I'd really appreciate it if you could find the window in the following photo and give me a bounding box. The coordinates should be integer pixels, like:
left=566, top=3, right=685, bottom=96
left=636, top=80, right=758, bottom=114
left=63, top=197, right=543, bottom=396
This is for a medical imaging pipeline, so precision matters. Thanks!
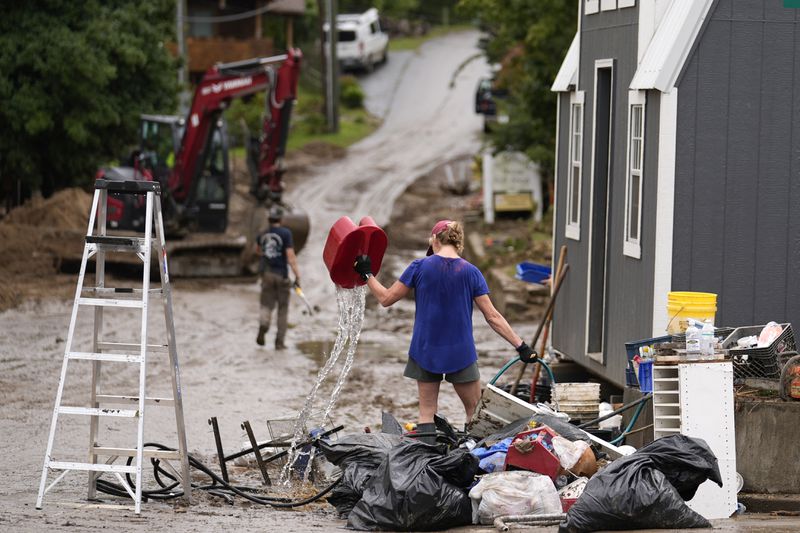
left=619, top=0, right=636, bottom=8
left=624, top=91, right=646, bottom=258
left=566, top=91, right=584, bottom=240
left=585, top=0, right=599, bottom=14
left=601, top=0, right=617, bottom=10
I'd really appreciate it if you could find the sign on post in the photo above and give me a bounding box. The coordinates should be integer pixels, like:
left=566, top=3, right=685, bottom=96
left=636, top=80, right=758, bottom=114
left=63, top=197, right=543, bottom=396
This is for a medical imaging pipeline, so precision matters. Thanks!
left=490, top=151, right=542, bottom=221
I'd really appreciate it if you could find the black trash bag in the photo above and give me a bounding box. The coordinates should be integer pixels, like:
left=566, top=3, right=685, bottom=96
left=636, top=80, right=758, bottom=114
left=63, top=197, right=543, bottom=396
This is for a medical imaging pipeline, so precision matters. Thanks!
left=317, top=433, right=404, bottom=468
left=317, top=433, right=405, bottom=517
left=559, top=435, right=722, bottom=533
left=347, top=440, right=480, bottom=531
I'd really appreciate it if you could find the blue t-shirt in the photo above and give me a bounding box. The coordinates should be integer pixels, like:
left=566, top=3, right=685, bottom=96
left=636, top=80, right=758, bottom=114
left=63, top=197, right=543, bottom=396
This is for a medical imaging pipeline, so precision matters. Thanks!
left=399, top=255, right=490, bottom=374
left=257, top=226, right=294, bottom=277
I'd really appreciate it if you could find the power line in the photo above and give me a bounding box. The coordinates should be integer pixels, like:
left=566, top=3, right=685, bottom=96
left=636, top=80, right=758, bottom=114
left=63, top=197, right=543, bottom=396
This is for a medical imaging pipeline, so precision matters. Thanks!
left=182, top=3, right=276, bottom=24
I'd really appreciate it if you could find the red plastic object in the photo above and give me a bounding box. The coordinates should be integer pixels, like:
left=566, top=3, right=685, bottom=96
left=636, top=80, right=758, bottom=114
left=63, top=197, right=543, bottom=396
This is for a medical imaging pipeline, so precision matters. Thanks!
left=503, top=427, right=562, bottom=481
left=323, top=216, right=388, bottom=288
left=561, top=497, right=578, bottom=513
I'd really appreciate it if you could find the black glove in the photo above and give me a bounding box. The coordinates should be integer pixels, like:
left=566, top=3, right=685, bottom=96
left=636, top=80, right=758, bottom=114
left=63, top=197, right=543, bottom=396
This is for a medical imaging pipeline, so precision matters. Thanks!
left=293, top=279, right=301, bottom=289
left=354, top=254, right=373, bottom=281
left=516, top=342, right=537, bottom=364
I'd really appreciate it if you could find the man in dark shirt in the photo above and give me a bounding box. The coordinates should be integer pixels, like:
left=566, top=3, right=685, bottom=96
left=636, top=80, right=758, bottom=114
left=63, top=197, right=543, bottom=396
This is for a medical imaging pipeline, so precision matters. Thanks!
left=255, top=206, right=301, bottom=349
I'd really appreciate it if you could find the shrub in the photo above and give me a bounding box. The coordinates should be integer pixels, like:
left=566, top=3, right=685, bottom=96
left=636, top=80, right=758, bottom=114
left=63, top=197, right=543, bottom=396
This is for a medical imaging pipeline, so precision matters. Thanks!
left=340, top=76, right=365, bottom=109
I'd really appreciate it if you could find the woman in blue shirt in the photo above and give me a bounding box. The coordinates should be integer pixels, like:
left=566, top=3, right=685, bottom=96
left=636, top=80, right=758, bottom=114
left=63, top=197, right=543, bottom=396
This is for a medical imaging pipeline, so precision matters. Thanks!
left=354, top=220, right=534, bottom=439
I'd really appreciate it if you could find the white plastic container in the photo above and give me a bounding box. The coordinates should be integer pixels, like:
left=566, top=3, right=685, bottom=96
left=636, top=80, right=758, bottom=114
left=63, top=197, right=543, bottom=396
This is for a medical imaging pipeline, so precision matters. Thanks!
left=701, top=319, right=715, bottom=359
left=686, top=323, right=701, bottom=360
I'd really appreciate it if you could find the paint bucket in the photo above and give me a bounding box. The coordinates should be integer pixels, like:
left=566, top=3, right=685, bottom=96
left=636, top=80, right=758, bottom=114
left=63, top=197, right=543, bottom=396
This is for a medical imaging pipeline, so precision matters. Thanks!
left=323, top=216, right=388, bottom=288
left=666, top=291, right=717, bottom=334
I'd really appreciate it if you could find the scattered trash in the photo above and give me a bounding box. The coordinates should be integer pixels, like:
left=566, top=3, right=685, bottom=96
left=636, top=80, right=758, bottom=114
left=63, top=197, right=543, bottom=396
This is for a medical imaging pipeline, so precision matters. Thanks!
left=559, top=435, right=722, bottom=532
left=470, top=437, right=512, bottom=473
left=504, top=427, right=562, bottom=480
left=468, top=471, right=561, bottom=525
left=552, top=436, right=596, bottom=478
left=558, top=477, right=588, bottom=513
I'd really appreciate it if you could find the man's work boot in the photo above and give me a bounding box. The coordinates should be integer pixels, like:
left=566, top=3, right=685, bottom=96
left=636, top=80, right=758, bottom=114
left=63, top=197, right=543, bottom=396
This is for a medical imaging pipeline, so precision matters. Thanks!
left=256, top=326, right=268, bottom=346
left=415, top=422, right=438, bottom=445
left=275, top=339, right=286, bottom=350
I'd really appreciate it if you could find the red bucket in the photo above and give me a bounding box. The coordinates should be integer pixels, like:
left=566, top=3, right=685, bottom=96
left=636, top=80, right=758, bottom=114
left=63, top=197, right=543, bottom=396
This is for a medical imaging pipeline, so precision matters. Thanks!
left=323, top=216, right=388, bottom=288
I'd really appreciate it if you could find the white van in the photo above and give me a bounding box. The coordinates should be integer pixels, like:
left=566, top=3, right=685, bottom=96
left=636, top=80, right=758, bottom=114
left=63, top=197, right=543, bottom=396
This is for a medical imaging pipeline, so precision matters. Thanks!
left=329, top=8, right=389, bottom=72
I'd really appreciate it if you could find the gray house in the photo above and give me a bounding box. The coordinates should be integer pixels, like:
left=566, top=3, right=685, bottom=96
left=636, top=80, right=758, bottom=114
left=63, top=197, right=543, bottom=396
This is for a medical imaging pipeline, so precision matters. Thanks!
left=550, top=0, right=800, bottom=387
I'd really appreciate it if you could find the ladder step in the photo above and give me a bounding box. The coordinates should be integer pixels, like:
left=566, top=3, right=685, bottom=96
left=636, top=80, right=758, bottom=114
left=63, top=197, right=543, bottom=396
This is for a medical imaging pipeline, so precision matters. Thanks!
left=58, top=406, right=139, bottom=418
left=48, top=461, right=137, bottom=474
left=92, top=447, right=180, bottom=460
left=77, top=297, right=144, bottom=309
left=69, top=352, right=142, bottom=363
left=96, top=342, right=169, bottom=353
left=84, top=288, right=163, bottom=296
left=96, top=395, right=174, bottom=407
left=86, top=236, right=148, bottom=252
left=95, top=178, right=161, bottom=194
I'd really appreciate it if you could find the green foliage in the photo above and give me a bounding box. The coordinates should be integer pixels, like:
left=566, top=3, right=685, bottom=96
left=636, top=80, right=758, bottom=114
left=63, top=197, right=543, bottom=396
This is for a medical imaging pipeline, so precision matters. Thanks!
left=339, top=75, right=364, bottom=109
left=458, top=0, right=576, bottom=181
left=0, top=0, right=178, bottom=195
left=340, top=0, right=420, bottom=18
left=226, top=93, right=266, bottom=138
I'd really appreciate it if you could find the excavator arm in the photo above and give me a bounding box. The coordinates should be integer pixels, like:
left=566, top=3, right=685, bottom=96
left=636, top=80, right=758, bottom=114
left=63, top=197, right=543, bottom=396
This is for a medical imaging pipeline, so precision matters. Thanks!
left=170, top=49, right=302, bottom=205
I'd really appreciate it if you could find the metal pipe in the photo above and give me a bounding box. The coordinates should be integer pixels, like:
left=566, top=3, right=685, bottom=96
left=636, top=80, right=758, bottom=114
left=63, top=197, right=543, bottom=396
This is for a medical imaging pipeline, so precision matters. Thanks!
left=576, top=393, right=653, bottom=429
left=494, top=513, right=567, bottom=531
left=216, top=54, right=289, bottom=71
left=242, top=421, right=271, bottom=486
left=208, top=417, right=229, bottom=482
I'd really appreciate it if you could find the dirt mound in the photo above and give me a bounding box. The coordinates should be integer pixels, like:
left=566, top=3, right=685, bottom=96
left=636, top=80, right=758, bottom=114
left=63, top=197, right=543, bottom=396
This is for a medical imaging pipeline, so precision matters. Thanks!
left=0, top=188, right=92, bottom=311
left=2, top=188, right=93, bottom=230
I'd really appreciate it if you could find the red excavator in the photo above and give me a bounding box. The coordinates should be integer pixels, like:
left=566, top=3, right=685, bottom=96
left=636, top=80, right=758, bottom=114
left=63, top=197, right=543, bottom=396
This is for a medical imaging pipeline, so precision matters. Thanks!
left=96, top=49, right=309, bottom=276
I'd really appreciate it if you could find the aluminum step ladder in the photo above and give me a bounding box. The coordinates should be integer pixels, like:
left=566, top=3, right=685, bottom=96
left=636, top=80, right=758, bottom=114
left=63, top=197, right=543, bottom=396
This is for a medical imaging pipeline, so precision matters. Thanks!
left=36, top=179, right=192, bottom=513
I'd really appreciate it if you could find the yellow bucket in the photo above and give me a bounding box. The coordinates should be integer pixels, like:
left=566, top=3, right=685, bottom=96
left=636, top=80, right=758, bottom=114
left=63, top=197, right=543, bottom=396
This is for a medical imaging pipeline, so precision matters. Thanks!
left=666, top=292, right=717, bottom=334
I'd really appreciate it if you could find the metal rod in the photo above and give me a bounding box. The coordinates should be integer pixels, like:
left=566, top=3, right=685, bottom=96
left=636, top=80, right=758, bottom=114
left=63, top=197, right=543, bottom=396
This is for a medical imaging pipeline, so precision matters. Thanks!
left=260, top=425, right=345, bottom=465
left=216, top=54, right=288, bottom=72
left=242, top=421, right=271, bottom=486
left=208, top=417, right=229, bottom=482
left=223, top=424, right=344, bottom=463
left=577, top=393, right=653, bottom=429
left=494, top=513, right=566, bottom=532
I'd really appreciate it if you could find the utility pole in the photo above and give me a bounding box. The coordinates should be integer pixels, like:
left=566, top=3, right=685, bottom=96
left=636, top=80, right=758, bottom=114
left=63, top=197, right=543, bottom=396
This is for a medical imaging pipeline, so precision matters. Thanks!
left=176, top=0, right=190, bottom=114
left=324, top=0, right=339, bottom=133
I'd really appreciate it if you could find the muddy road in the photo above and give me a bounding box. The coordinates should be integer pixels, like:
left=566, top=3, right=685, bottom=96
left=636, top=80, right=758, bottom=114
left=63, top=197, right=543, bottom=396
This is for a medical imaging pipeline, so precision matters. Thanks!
left=0, top=30, right=517, bottom=532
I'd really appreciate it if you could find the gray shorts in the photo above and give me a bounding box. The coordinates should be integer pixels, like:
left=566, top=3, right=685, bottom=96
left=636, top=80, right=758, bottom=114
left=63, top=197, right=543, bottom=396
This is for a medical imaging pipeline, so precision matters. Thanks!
left=404, top=357, right=480, bottom=384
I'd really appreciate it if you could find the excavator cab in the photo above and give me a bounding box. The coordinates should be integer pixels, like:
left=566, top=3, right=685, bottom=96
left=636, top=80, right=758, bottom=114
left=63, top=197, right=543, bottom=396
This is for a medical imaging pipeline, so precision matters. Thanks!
left=138, top=114, right=230, bottom=233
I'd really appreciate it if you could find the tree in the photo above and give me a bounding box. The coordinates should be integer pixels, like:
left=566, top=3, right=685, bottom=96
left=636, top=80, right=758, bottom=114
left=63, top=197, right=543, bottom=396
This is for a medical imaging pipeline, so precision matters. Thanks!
left=0, top=0, right=178, bottom=199
left=458, top=0, right=576, bottom=182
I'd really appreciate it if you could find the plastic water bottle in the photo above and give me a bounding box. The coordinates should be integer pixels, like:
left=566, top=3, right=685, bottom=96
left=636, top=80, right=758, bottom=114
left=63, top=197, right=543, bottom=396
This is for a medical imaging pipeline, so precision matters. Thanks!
left=701, top=319, right=715, bottom=359
left=685, top=322, right=701, bottom=360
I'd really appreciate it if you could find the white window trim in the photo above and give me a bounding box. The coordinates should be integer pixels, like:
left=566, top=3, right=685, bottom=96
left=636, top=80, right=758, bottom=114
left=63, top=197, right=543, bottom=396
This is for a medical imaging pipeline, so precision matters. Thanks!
left=601, top=0, right=617, bottom=11
left=619, top=0, right=636, bottom=8
left=585, top=0, right=599, bottom=15
left=624, top=90, right=646, bottom=259
left=566, top=91, right=585, bottom=241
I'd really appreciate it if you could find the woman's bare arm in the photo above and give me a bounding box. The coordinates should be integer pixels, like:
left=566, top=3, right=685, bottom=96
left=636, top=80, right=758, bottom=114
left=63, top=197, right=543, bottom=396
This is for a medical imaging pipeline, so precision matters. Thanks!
left=366, top=278, right=411, bottom=307
left=475, top=294, right=523, bottom=347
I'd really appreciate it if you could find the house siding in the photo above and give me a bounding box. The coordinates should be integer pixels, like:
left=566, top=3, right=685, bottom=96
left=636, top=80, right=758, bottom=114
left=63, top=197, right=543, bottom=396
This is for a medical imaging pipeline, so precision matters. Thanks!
left=553, top=4, right=659, bottom=387
left=673, top=0, right=800, bottom=329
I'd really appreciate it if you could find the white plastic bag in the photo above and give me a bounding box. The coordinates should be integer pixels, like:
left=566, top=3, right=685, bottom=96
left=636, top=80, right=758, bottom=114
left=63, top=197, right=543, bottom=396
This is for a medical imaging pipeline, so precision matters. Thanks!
left=758, top=321, right=783, bottom=347
left=552, top=435, right=591, bottom=470
left=468, top=471, right=561, bottom=525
